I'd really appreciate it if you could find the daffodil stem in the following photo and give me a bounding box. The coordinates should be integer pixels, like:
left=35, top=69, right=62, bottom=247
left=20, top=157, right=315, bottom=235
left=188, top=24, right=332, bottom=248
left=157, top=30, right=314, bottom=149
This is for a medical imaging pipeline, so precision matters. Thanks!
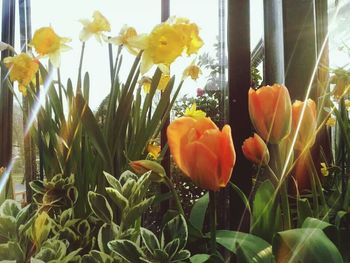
left=77, top=41, right=86, bottom=93
left=209, top=190, right=217, bottom=254
left=164, top=176, right=185, bottom=216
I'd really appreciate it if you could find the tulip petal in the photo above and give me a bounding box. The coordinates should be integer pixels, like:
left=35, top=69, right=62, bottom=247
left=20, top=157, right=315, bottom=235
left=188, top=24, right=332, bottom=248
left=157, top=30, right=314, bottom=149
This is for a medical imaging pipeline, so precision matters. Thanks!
left=184, top=141, right=220, bottom=191
left=219, top=125, right=235, bottom=186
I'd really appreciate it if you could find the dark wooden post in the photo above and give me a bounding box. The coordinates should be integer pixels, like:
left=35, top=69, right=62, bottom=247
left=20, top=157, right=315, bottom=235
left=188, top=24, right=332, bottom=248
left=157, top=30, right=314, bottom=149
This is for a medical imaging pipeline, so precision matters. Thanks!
left=228, top=0, right=252, bottom=231
left=19, top=0, right=36, bottom=201
left=263, top=0, right=285, bottom=84
left=0, top=0, right=16, bottom=169
left=283, top=0, right=317, bottom=100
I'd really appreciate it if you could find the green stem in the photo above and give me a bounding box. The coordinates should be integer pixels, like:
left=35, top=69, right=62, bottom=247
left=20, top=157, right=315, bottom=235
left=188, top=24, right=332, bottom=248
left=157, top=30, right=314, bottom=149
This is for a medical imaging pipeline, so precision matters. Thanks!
left=209, top=190, right=217, bottom=254
left=164, top=176, right=185, bottom=216
left=76, top=41, right=86, bottom=93
left=280, top=182, right=291, bottom=229
left=266, top=165, right=279, bottom=187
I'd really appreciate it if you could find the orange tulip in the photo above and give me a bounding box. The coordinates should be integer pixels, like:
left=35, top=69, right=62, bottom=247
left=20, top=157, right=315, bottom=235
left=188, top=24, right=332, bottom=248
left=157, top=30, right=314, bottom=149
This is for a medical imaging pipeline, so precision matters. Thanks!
left=291, top=99, right=317, bottom=151
left=167, top=117, right=235, bottom=191
left=248, top=84, right=292, bottom=143
left=242, top=133, right=270, bottom=166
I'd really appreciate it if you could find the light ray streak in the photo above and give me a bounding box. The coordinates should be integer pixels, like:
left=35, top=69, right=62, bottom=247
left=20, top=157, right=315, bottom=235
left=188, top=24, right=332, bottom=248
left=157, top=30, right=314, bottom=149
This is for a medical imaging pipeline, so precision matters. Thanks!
left=24, top=67, right=54, bottom=135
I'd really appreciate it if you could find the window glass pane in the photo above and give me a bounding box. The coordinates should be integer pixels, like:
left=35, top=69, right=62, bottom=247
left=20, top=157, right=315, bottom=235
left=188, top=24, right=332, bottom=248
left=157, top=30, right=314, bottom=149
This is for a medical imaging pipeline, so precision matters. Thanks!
left=31, top=0, right=161, bottom=110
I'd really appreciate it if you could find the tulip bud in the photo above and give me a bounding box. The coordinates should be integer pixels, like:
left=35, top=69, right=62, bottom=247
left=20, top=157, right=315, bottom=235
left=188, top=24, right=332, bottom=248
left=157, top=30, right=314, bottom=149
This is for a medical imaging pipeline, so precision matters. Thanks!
left=248, top=84, right=292, bottom=143
left=291, top=99, right=317, bottom=151
left=242, top=133, right=270, bottom=166
left=129, top=160, right=166, bottom=182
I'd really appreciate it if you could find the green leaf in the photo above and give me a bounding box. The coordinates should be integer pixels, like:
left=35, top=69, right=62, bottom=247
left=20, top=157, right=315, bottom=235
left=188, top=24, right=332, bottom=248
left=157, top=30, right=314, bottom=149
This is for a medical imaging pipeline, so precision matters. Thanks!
left=141, top=227, right=160, bottom=255
left=190, top=254, right=211, bottom=263
left=297, top=198, right=313, bottom=226
left=302, top=217, right=338, bottom=246
left=171, top=250, right=191, bottom=262
left=75, top=94, right=113, bottom=171
left=104, top=171, right=122, bottom=192
left=251, top=180, right=280, bottom=242
left=0, top=199, right=21, bottom=217
left=88, top=191, right=113, bottom=223
left=161, top=215, right=188, bottom=251
left=106, top=187, right=129, bottom=210
left=165, top=238, right=180, bottom=259
left=108, top=239, right=145, bottom=263
left=98, top=223, right=118, bottom=253
left=273, top=228, right=343, bottom=263
left=230, top=182, right=251, bottom=215
left=0, top=241, right=24, bottom=262
left=189, top=193, right=209, bottom=232
left=216, top=230, right=272, bottom=263
left=123, top=196, right=155, bottom=228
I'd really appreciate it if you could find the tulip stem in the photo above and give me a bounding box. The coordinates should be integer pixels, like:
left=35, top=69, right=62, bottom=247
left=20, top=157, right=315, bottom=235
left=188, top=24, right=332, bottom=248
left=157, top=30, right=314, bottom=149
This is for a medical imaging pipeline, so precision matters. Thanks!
left=266, top=165, right=279, bottom=187
left=164, top=176, right=185, bottom=216
left=209, top=190, right=217, bottom=254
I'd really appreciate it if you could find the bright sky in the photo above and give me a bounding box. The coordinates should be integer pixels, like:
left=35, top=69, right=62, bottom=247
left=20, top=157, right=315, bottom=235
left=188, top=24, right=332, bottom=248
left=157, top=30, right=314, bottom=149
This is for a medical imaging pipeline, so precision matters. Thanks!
left=1, top=0, right=347, bottom=110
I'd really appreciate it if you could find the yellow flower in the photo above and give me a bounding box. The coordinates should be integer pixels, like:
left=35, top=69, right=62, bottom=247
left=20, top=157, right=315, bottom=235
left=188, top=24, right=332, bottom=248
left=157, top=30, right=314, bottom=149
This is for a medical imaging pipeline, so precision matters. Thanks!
left=109, top=25, right=140, bottom=55
left=79, top=11, right=111, bottom=42
left=320, top=162, right=329, bottom=177
left=326, top=116, right=336, bottom=127
left=157, top=73, right=170, bottom=92
left=147, top=142, right=161, bottom=159
left=31, top=27, right=71, bottom=67
left=183, top=61, right=201, bottom=80
left=184, top=103, right=206, bottom=119
left=172, top=17, right=204, bottom=55
left=138, top=76, right=152, bottom=93
left=345, top=99, right=350, bottom=110
left=4, top=53, right=39, bottom=96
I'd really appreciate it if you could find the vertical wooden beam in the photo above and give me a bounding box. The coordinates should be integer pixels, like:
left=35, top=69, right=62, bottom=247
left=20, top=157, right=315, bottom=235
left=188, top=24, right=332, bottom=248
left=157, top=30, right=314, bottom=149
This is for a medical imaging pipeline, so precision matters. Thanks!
left=19, top=0, right=36, bottom=201
left=0, top=0, right=16, bottom=168
left=228, top=0, right=252, bottom=231
left=283, top=0, right=317, bottom=100
left=263, top=0, right=285, bottom=84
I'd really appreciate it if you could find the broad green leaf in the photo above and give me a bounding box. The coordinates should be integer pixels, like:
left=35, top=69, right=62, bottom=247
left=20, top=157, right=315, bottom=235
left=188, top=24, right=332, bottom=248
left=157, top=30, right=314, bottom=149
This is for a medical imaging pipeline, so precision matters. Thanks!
left=0, top=241, right=24, bottom=262
left=0, top=199, right=21, bottom=217
left=302, top=217, right=338, bottom=245
left=190, top=254, right=211, bottom=263
left=106, top=187, right=128, bottom=210
left=108, top=239, right=145, bottom=263
left=141, top=227, right=160, bottom=255
left=98, top=223, right=118, bottom=253
left=88, top=191, right=113, bottom=223
left=104, top=171, right=122, bottom=192
left=123, top=196, right=155, bottom=228
left=164, top=238, right=180, bottom=259
left=189, top=193, right=209, bottom=232
left=273, top=228, right=343, bottom=263
left=216, top=230, right=272, bottom=263
left=251, top=180, right=280, bottom=242
left=161, top=215, right=188, bottom=251
left=31, top=212, right=51, bottom=248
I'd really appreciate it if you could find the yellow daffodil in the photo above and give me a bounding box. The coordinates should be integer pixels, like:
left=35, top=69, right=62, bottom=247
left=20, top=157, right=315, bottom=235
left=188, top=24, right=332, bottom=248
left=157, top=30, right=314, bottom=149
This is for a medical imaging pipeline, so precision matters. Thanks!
left=129, top=18, right=203, bottom=74
left=183, top=61, right=201, bottom=80
left=320, top=162, right=329, bottom=177
left=184, top=103, right=206, bottom=119
left=172, top=17, right=204, bottom=55
left=79, top=11, right=111, bottom=42
left=147, top=142, right=161, bottom=159
left=30, top=27, right=71, bottom=67
left=326, top=116, right=336, bottom=127
left=138, top=76, right=152, bottom=93
left=157, top=73, right=170, bottom=92
left=109, top=25, right=140, bottom=55
left=345, top=99, right=350, bottom=110
left=4, top=53, right=39, bottom=96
